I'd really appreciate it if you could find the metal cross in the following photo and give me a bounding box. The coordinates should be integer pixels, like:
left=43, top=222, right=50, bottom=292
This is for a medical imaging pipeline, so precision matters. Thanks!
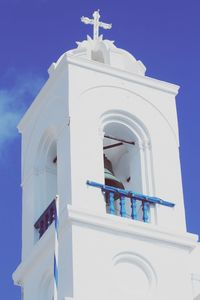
left=81, top=10, right=112, bottom=40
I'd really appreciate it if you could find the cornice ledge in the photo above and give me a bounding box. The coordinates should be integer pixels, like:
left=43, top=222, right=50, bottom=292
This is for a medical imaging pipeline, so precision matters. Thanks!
left=68, top=205, right=198, bottom=251
left=13, top=205, right=198, bottom=286
left=65, top=55, right=180, bottom=96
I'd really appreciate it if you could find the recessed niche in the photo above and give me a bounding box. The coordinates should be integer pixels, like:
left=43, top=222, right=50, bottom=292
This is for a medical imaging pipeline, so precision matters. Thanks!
left=111, top=252, right=157, bottom=300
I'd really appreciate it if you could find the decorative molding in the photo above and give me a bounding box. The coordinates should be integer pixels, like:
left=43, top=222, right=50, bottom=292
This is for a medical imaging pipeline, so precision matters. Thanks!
left=146, top=140, right=152, bottom=150
left=138, top=140, right=152, bottom=151
left=67, top=205, right=198, bottom=251
left=138, top=141, right=145, bottom=151
left=98, top=128, right=105, bottom=141
left=138, top=141, right=151, bottom=151
left=112, top=251, right=157, bottom=299
left=66, top=55, right=180, bottom=95
left=100, top=109, right=154, bottom=198
left=81, top=85, right=179, bottom=146
left=13, top=203, right=199, bottom=293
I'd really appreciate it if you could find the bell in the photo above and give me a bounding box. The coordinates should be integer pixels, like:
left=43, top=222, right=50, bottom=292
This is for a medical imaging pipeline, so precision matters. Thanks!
left=104, top=155, right=124, bottom=190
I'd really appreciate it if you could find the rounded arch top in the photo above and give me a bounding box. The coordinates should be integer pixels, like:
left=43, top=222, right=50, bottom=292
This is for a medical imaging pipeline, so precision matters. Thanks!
left=100, top=109, right=151, bottom=149
left=100, top=109, right=154, bottom=195
left=35, top=127, right=58, bottom=172
left=80, top=85, right=179, bottom=146
left=111, top=251, right=157, bottom=300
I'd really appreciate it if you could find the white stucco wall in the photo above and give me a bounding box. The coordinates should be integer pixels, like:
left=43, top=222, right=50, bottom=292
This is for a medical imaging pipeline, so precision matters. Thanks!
left=13, top=39, right=200, bottom=300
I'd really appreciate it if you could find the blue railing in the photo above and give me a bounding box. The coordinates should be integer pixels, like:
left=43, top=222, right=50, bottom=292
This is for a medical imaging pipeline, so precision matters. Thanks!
left=87, top=180, right=175, bottom=223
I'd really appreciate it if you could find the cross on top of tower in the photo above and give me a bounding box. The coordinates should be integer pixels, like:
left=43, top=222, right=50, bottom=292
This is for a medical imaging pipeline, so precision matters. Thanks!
left=81, top=10, right=112, bottom=40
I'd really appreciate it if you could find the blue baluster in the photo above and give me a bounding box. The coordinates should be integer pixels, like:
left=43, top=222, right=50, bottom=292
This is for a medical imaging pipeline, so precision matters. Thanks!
left=142, top=201, right=149, bottom=223
left=131, top=198, right=137, bottom=220
left=120, top=196, right=126, bottom=217
left=109, top=192, right=115, bottom=215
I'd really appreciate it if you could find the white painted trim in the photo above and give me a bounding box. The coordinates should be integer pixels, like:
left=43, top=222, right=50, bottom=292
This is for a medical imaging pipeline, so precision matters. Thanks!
left=67, top=205, right=197, bottom=250
left=100, top=110, right=154, bottom=198
left=66, top=55, right=180, bottom=95
left=17, top=52, right=179, bottom=133
left=13, top=204, right=198, bottom=286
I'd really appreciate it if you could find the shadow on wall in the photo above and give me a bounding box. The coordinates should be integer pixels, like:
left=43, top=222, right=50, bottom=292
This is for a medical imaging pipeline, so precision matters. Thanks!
left=195, top=295, right=200, bottom=300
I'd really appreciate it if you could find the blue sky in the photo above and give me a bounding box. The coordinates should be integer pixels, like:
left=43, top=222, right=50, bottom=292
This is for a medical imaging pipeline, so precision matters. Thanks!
left=0, top=0, right=200, bottom=298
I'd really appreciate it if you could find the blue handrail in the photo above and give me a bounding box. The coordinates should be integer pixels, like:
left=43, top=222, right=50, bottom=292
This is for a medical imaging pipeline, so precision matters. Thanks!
left=86, top=180, right=175, bottom=223
left=87, top=180, right=175, bottom=207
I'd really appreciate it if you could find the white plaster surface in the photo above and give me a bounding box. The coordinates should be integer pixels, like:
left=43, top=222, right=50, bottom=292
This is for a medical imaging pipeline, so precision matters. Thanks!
left=13, top=37, right=200, bottom=299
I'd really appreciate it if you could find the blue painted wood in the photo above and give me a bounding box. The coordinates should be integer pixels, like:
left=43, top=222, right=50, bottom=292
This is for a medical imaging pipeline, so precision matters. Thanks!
left=142, top=202, right=149, bottom=223
left=120, top=196, right=126, bottom=217
left=131, top=198, right=137, bottom=220
left=86, top=180, right=175, bottom=207
left=109, top=192, right=115, bottom=215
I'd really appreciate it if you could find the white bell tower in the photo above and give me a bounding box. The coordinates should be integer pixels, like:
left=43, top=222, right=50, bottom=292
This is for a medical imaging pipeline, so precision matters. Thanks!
left=13, top=10, right=200, bottom=300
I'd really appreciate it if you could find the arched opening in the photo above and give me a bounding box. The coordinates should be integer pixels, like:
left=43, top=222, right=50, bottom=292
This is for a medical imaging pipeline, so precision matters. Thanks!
left=103, top=122, right=142, bottom=193
left=45, top=140, right=57, bottom=206
left=34, top=129, right=58, bottom=236
left=101, top=111, right=154, bottom=222
left=103, top=122, right=144, bottom=219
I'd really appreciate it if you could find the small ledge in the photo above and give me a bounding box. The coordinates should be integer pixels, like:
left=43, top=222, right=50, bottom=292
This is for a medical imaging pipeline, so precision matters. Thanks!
left=67, top=204, right=198, bottom=251
left=13, top=205, right=198, bottom=286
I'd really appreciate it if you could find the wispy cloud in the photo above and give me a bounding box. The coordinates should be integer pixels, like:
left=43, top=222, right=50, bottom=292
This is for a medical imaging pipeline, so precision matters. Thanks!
left=0, top=69, right=45, bottom=151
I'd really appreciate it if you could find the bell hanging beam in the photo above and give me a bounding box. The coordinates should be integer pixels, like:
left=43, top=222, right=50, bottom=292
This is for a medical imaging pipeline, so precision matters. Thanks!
left=104, top=135, right=135, bottom=145
left=103, top=142, right=123, bottom=150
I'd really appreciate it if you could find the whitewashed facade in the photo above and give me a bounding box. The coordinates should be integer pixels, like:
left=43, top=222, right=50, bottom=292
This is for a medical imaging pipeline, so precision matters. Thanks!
left=13, top=12, right=200, bottom=300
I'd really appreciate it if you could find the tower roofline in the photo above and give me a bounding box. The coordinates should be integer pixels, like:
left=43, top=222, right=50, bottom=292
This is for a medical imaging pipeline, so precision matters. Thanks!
left=18, top=53, right=180, bottom=133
